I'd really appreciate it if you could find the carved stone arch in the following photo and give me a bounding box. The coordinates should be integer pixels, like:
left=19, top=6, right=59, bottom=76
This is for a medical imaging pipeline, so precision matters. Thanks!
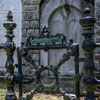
left=48, top=5, right=82, bottom=37
left=40, top=0, right=66, bottom=29
left=40, top=0, right=82, bottom=29
left=40, top=0, right=83, bottom=75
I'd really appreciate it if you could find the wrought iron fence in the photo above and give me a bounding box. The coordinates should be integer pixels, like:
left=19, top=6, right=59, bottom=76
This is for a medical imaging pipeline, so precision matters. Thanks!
left=0, top=0, right=100, bottom=100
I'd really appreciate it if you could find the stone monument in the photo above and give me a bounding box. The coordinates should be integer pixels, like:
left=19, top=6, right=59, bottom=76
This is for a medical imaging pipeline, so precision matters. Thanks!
left=40, top=0, right=83, bottom=75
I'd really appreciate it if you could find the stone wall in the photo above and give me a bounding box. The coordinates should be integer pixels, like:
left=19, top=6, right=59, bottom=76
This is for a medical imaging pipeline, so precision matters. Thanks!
left=21, top=0, right=40, bottom=77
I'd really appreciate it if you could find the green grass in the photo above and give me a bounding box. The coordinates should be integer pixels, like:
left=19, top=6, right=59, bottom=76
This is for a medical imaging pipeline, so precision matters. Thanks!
left=0, top=82, right=7, bottom=100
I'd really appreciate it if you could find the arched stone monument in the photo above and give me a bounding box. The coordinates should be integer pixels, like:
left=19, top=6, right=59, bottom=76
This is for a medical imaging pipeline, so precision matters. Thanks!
left=0, top=0, right=22, bottom=71
left=40, top=0, right=83, bottom=75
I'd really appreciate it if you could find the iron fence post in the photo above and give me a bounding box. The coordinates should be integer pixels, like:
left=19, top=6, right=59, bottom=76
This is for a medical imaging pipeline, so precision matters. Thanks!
left=17, top=47, right=23, bottom=100
left=74, top=44, right=80, bottom=100
left=3, top=11, right=17, bottom=100
left=80, top=0, right=97, bottom=100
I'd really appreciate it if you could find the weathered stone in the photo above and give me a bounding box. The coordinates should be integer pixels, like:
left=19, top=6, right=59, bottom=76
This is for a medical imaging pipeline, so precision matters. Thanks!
left=27, top=12, right=34, bottom=20
left=23, top=0, right=31, bottom=5
left=26, top=12, right=39, bottom=20
left=32, top=54, right=39, bottom=61
left=30, top=21, right=39, bottom=28
left=22, top=60, right=31, bottom=67
left=35, top=61, right=39, bottom=65
left=22, top=21, right=30, bottom=28
left=23, top=5, right=39, bottom=12
left=34, top=29, right=39, bottom=35
left=31, top=0, right=40, bottom=4
left=95, top=0, right=100, bottom=33
left=22, top=12, right=27, bottom=20
left=22, top=29, right=27, bottom=36
left=33, top=12, right=39, bottom=20
left=96, top=36, right=100, bottom=43
left=27, top=29, right=34, bottom=35
left=21, top=0, right=40, bottom=78
left=22, top=36, right=28, bottom=42
left=22, top=69, right=28, bottom=76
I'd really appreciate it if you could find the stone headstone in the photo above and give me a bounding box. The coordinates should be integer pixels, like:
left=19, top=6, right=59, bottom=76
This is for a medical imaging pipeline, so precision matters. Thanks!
left=40, top=0, right=83, bottom=76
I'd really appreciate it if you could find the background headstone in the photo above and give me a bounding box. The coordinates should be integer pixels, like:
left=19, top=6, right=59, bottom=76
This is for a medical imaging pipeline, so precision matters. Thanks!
left=40, top=0, right=83, bottom=75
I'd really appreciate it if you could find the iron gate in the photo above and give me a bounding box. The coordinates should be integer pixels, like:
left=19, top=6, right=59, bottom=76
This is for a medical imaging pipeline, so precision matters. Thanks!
left=17, top=26, right=80, bottom=100
left=0, top=0, right=100, bottom=100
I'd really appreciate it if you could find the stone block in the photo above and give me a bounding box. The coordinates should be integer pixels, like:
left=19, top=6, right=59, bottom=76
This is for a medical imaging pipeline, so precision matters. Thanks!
left=30, top=21, right=39, bottom=28
left=23, top=5, right=39, bottom=12
left=23, top=0, right=31, bottom=5
left=22, top=29, right=27, bottom=36
left=32, top=54, right=39, bottom=61
left=96, top=37, right=100, bottom=43
left=33, top=12, right=39, bottom=20
left=22, top=12, right=27, bottom=20
left=22, top=36, right=28, bottom=42
left=27, top=29, right=34, bottom=35
left=34, top=29, right=39, bottom=35
left=31, top=0, right=40, bottom=4
left=35, top=61, right=39, bottom=66
left=27, top=12, right=39, bottom=20
left=27, top=12, right=34, bottom=20
left=22, top=21, right=30, bottom=28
